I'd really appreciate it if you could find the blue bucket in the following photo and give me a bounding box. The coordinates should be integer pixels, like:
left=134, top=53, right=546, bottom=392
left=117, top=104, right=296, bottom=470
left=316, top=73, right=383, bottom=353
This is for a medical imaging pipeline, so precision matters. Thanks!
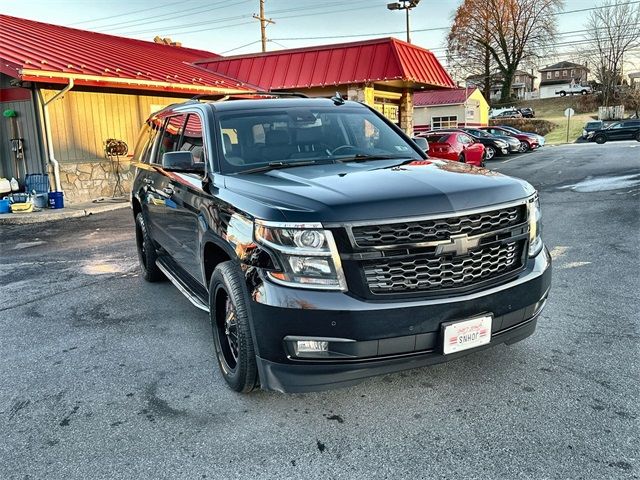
left=48, top=191, right=64, bottom=209
left=0, top=199, right=10, bottom=214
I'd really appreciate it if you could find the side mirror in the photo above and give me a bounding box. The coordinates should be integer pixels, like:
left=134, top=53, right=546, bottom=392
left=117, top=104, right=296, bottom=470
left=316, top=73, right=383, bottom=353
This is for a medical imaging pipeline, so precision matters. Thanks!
left=412, top=137, right=429, bottom=153
left=162, top=151, right=204, bottom=173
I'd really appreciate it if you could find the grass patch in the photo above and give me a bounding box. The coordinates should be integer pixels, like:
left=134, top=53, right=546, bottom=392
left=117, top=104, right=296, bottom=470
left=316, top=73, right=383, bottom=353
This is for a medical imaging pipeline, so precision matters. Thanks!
left=543, top=114, right=595, bottom=144
left=497, top=97, right=600, bottom=144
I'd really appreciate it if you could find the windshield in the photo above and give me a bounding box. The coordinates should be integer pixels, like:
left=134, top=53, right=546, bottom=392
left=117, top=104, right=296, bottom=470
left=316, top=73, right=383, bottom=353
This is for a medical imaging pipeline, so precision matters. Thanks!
left=216, top=106, right=418, bottom=173
left=501, top=126, right=520, bottom=133
left=586, top=122, right=602, bottom=128
left=465, top=128, right=489, bottom=138
left=423, top=133, right=450, bottom=143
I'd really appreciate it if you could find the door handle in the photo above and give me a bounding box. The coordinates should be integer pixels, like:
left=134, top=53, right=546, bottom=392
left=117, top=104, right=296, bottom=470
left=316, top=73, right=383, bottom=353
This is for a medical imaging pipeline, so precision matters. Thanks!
left=143, top=178, right=154, bottom=185
left=162, top=186, right=174, bottom=196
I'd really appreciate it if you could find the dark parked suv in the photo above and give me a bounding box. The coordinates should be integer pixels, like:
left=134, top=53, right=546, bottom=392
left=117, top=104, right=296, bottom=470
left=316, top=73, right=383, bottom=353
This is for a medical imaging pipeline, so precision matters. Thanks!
left=587, top=120, right=640, bottom=143
left=131, top=95, right=551, bottom=393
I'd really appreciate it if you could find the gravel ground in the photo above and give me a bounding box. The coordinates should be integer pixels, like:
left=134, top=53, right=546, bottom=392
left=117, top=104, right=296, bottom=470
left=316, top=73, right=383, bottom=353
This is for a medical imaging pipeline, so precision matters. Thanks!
left=1, top=141, right=638, bottom=479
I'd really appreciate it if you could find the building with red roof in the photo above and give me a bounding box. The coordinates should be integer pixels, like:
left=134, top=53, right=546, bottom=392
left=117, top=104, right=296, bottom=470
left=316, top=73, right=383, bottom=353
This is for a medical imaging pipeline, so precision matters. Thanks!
left=196, top=37, right=455, bottom=134
left=0, top=14, right=455, bottom=203
left=413, top=87, right=489, bottom=132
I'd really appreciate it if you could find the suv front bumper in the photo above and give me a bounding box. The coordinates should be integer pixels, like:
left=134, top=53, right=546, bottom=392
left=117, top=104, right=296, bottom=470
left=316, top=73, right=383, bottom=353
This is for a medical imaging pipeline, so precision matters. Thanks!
left=247, top=246, right=552, bottom=393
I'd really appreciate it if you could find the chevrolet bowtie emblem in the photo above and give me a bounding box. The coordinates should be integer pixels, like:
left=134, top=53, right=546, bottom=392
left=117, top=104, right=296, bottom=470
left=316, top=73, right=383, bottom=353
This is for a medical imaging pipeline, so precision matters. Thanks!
left=434, top=234, right=480, bottom=256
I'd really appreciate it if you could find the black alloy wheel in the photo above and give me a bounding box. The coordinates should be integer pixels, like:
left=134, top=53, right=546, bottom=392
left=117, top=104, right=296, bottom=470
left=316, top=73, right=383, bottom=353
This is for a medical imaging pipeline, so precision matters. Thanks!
left=595, top=134, right=607, bottom=144
left=135, top=212, right=164, bottom=282
left=210, top=261, right=258, bottom=393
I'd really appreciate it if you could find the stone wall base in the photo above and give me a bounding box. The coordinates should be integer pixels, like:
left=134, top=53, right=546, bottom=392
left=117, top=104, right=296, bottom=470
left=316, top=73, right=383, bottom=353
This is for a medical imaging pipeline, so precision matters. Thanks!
left=56, top=160, right=133, bottom=204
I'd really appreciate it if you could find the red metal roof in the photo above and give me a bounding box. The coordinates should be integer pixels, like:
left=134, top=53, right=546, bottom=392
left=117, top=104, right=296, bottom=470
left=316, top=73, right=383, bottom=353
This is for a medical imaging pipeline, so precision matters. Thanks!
left=196, top=38, right=455, bottom=90
left=413, top=88, right=474, bottom=107
left=0, top=14, right=255, bottom=95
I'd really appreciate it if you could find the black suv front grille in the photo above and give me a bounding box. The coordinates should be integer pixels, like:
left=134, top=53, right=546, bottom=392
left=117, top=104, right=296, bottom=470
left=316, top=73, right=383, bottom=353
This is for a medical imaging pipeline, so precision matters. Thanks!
left=344, top=204, right=529, bottom=297
left=363, top=241, right=523, bottom=294
left=351, top=205, right=525, bottom=248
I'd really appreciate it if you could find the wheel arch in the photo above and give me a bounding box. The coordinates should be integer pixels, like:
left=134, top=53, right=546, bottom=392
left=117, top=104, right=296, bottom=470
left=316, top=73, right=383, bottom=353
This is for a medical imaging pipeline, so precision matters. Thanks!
left=202, top=238, right=234, bottom=287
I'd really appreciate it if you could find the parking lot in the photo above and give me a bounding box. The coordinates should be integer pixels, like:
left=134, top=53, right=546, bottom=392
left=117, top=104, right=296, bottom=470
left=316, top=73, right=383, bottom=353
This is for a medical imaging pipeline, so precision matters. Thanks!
left=1, top=141, right=638, bottom=479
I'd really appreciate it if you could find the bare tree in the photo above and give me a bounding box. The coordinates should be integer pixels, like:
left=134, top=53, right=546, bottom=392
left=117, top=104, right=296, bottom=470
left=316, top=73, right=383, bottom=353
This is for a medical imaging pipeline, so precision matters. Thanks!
left=583, top=0, right=640, bottom=106
left=447, top=0, right=563, bottom=102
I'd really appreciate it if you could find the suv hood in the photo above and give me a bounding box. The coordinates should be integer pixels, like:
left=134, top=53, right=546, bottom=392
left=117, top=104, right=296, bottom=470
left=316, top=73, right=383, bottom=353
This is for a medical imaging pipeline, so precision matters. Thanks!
left=224, top=159, right=534, bottom=223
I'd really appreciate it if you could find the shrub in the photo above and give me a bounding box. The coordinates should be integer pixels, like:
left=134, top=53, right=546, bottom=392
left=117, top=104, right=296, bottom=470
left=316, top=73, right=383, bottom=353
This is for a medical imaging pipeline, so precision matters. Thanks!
left=575, top=95, right=600, bottom=114
left=488, top=118, right=557, bottom=135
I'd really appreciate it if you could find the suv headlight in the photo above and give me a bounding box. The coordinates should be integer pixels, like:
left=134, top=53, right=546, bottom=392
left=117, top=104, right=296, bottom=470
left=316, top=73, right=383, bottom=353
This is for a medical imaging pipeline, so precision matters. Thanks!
left=254, top=221, right=347, bottom=290
left=528, top=195, right=543, bottom=257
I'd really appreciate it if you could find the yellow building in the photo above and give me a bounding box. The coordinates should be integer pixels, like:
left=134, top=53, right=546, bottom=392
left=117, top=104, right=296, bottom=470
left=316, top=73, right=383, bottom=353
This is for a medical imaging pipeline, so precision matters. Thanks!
left=413, top=88, right=490, bottom=133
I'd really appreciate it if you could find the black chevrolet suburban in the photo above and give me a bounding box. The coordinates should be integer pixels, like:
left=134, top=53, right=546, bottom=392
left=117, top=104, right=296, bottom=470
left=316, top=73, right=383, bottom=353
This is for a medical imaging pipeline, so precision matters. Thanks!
left=131, top=95, right=551, bottom=393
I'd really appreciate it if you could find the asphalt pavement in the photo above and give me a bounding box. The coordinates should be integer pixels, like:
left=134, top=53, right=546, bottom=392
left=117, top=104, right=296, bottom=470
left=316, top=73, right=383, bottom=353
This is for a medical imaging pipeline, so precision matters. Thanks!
left=1, top=141, right=639, bottom=479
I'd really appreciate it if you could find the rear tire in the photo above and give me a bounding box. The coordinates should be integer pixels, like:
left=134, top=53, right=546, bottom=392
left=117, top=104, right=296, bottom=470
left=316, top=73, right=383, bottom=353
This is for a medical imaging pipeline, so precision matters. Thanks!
left=581, top=90, right=587, bottom=95
left=458, top=153, right=466, bottom=163
left=595, top=134, right=607, bottom=144
left=635, top=131, right=640, bottom=142
left=559, top=91, right=566, bottom=97
left=485, top=146, right=496, bottom=160
left=210, top=261, right=258, bottom=393
left=135, top=212, right=164, bottom=282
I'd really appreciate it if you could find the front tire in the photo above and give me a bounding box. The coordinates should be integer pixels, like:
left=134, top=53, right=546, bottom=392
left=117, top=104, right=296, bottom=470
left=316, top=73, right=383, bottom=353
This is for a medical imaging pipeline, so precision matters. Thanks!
left=635, top=131, right=640, bottom=142
left=485, top=146, right=496, bottom=160
left=594, top=134, right=607, bottom=144
left=519, top=141, right=529, bottom=153
left=458, top=153, right=466, bottom=163
left=209, top=261, right=258, bottom=393
left=135, top=212, right=164, bottom=282
left=559, top=91, right=566, bottom=97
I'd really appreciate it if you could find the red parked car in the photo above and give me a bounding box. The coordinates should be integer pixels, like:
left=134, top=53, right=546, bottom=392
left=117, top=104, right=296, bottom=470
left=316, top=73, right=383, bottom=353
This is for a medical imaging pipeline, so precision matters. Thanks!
left=480, top=126, right=539, bottom=153
left=420, top=130, right=486, bottom=167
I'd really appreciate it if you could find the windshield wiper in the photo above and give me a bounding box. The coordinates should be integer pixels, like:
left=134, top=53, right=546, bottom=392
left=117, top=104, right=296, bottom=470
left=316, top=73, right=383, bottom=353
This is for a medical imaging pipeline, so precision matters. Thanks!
left=336, top=154, right=407, bottom=163
left=237, top=159, right=327, bottom=175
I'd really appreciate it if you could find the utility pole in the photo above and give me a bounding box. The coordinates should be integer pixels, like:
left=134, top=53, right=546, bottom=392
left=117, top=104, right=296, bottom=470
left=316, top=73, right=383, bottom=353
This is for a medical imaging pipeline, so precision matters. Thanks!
left=386, top=0, right=421, bottom=43
left=253, top=0, right=275, bottom=53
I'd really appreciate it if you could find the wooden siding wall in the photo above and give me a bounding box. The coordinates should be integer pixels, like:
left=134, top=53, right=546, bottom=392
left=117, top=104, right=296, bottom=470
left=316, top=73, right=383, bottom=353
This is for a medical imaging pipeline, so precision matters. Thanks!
left=42, top=89, right=187, bottom=163
left=0, top=74, right=44, bottom=179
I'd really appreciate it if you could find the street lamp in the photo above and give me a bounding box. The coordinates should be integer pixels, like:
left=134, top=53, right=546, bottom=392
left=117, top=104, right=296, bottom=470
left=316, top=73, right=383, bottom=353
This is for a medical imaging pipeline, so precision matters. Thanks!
left=387, top=0, right=421, bottom=44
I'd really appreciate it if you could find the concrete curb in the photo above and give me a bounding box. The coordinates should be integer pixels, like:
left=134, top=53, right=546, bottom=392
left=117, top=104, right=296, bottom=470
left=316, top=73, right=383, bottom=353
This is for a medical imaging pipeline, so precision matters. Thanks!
left=0, top=201, right=130, bottom=225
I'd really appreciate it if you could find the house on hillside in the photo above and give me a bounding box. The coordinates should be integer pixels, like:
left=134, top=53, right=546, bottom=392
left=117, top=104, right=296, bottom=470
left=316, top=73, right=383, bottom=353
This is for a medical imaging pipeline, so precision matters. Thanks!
left=538, top=61, right=590, bottom=99
left=466, top=70, right=536, bottom=101
left=413, top=88, right=489, bottom=132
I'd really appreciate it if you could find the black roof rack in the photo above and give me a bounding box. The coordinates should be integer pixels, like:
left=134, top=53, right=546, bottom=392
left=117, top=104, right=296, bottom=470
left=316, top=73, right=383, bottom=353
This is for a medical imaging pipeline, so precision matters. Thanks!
left=189, top=91, right=309, bottom=102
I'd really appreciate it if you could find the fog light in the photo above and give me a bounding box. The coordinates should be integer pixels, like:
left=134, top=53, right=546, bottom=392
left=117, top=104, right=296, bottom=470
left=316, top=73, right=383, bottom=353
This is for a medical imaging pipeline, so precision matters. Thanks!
left=296, top=340, right=329, bottom=354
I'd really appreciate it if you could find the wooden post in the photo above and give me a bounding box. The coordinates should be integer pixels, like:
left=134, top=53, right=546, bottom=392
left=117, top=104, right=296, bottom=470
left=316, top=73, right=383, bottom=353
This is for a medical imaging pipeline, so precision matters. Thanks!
left=253, top=0, right=275, bottom=53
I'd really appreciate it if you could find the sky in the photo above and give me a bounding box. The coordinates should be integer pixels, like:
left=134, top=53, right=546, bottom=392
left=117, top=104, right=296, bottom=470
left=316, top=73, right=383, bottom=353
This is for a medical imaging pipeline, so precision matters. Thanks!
left=1, top=0, right=636, bottom=74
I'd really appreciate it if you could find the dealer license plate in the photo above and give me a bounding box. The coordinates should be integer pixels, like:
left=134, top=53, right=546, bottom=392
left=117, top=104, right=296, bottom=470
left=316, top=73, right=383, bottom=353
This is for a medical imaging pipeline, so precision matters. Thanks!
left=442, top=315, right=492, bottom=355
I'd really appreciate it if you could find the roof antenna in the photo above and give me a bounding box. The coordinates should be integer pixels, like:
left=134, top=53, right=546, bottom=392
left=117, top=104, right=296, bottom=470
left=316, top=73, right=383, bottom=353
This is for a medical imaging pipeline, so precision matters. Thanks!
left=331, top=92, right=345, bottom=105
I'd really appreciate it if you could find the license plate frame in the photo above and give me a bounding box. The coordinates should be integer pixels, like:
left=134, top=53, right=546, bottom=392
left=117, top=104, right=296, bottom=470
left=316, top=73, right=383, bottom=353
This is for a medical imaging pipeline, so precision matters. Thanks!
left=442, top=314, right=492, bottom=355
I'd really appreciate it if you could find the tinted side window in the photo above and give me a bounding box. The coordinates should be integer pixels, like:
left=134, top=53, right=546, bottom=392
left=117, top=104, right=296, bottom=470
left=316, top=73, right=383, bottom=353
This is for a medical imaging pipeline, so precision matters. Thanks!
left=179, top=114, right=205, bottom=164
left=155, top=114, right=186, bottom=163
left=132, top=116, right=161, bottom=163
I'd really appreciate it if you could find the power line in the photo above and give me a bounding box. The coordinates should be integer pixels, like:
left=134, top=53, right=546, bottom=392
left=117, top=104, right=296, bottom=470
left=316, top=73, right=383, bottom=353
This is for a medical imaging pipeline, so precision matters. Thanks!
left=67, top=0, right=194, bottom=26
left=116, top=2, right=375, bottom=38
left=95, top=0, right=243, bottom=32
left=270, top=1, right=640, bottom=43
left=108, top=0, right=373, bottom=37
left=220, top=40, right=263, bottom=55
